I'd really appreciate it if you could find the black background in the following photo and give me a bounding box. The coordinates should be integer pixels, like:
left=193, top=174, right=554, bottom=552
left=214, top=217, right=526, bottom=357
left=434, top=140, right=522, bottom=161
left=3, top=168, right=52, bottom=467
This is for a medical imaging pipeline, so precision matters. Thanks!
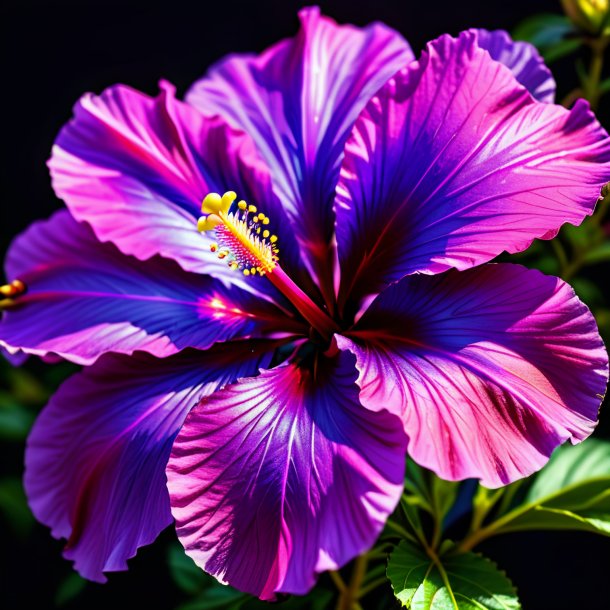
left=1, top=1, right=609, bottom=608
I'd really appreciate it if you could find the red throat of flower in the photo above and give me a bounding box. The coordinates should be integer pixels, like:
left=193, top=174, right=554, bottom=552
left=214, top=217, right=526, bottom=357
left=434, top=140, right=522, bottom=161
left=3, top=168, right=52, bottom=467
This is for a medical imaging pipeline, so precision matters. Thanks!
left=198, top=192, right=338, bottom=340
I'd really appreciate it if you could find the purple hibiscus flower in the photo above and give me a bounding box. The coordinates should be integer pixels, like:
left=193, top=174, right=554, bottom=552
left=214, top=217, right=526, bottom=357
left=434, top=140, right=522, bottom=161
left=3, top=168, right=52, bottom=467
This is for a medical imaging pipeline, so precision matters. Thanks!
left=1, top=6, right=609, bottom=600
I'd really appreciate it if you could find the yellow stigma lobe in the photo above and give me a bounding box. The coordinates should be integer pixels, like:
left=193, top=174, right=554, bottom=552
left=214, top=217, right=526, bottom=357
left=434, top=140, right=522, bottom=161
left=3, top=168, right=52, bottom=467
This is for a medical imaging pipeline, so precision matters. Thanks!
left=197, top=191, right=279, bottom=276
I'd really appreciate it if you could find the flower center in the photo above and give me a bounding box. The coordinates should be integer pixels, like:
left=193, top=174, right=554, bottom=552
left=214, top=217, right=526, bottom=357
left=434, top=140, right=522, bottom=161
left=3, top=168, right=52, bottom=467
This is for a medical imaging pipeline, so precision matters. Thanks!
left=197, top=191, right=279, bottom=276
left=197, top=191, right=339, bottom=340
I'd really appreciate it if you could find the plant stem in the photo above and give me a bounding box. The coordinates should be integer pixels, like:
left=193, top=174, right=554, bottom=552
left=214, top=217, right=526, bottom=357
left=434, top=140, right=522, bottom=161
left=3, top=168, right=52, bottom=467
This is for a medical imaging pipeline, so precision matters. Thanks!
left=455, top=496, right=537, bottom=553
left=336, top=555, right=368, bottom=610
left=468, top=488, right=504, bottom=535
left=330, top=570, right=347, bottom=593
left=495, top=480, right=524, bottom=517
left=384, top=519, right=418, bottom=543
left=551, top=239, right=569, bottom=275
left=584, top=37, right=608, bottom=109
left=358, top=576, right=389, bottom=598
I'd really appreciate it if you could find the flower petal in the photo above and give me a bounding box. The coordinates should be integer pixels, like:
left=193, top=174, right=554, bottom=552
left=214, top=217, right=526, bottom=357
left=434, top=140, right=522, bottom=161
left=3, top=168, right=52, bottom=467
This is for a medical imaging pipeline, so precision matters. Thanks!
left=1, top=211, right=301, bottom=364
left=336, top=264, right=608, bottom=487
left=335, top=31, right=610, bottom=309
left=167, top=352, right=406, bottom=599
left=473, top=28, right=556, bottom=102
left=48, top=81, right=304, bottom=283
left=24, top=341, right=275, bottom=582
left=187, top=7, right=413, bottom=297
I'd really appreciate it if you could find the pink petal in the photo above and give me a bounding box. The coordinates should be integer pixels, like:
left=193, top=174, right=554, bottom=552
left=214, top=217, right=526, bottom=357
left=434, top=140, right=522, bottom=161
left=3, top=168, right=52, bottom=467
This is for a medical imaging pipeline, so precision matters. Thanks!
left=336, top=264, right=608, bottom=487
left=335, top=30, right=610, bottom=308
left=187, top=7, right=413, bottom=297
left=167, top=352, right=406, bottom=599
left=24, top=342, right=274, bottom=582
left=49, top=81, right=304, bottom=284
left=473, top=28, right=556, bottom=102
left=1, top=211, right=300, bottom=364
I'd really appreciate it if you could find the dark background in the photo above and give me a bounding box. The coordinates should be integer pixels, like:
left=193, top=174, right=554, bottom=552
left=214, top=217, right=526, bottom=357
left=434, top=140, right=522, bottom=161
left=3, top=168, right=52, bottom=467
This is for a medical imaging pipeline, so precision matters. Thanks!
left=1, top=1, right=608, bottom=608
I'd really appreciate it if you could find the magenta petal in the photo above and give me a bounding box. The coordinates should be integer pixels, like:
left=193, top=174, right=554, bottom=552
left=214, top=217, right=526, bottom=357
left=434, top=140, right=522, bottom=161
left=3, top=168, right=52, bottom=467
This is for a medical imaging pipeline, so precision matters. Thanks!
left=0, top=211, right=299, bottom=364
left=335, top=30, right=610, bottom=307
left=187, top=7, right=413, bottom=290
left=166, top=352, right=406, bottom=599
left=48, top=81, right=304, bottom=281
left=336, top=264, right=608, bottom=487
left=473, top=28, right=556, bottom=102
left=24, top=342, right=274, bottom=582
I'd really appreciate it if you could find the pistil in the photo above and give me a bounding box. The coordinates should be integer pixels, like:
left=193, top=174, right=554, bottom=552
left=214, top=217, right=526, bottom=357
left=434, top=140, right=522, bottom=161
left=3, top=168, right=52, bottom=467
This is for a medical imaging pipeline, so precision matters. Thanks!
left=198, top=192, right=338, bottom=339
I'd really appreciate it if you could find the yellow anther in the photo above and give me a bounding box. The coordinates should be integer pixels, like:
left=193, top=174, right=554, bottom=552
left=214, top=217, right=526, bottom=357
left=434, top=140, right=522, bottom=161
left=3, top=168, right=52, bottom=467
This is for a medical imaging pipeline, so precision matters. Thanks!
left=262, top=217, right=270, bottom=225
left=256, top=228, right=261, bottom=234
left=198, top=215, right=222, bottom=232
left=248, top=204, right=257, bottom=214
left=0, top=280, right=26, bottom=309
left=210, top=242, right=218, bottom=252
left=218, top=251, right=227, bottom=259
left=0, top=280, right=26, bottom=299
left=250, top=267, right=256, bottom=275
left=229, top=261, right=239, bottom=270
left=243, top=269, right=251, bottom=276
left=238, top=200, right=247, bottom=211
left=270, top=235, right=278, bottom=243
left=263, top=229, right=270, bottom=238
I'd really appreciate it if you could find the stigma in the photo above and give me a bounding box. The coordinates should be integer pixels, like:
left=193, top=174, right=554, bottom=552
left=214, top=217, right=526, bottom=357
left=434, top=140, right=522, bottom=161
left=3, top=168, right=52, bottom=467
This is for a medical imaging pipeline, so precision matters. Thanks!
left=197, top=191, right=279, bottom=276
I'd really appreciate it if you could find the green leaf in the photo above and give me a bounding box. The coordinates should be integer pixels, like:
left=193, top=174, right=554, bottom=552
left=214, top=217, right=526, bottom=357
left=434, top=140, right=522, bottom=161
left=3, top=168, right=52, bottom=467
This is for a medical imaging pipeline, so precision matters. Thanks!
left=512, top=14, right=581, bottom=62
left=570, top=277, right=604, bottom=306
left=387, top=541, right=520, bottom=609
left=542, top=38, right=583, bottom=63
left=596, top=308, right=610, bottom=342
left=0, top=397, right=35, bottom=440
left=0, top=477, right=34, bottom=536
left=526, top=438, right=610, bottom=501
left=175, top=586, right=246, bottom=610
left=167, top=543, right=210, bottom=595
left=527, top=255, right=560, bottom=276
left=491, top=439, right=610, bottom=537
left=55, top=573, right=87, bottom=607
left=583, top=241, right=610, bottom=264
left=562, top=220, right=604, bottom=252
left=600, top=77, right=610, bottom=94
left=498, top=506, right=610, bottom=535
left=5, top=367, right=49, bottom=403
left=430, top=475, right=460, bottom=524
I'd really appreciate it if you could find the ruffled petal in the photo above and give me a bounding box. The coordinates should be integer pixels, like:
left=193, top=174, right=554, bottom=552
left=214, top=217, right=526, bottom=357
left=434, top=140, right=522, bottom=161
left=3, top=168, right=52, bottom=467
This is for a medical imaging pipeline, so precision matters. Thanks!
left=48, top=81, right=304, bottom=283
left=187, top=7, right=413, bottom=297
left=336, top=264, right=608, bottom=487
left=0, top=211, right=301, bottom=364
left=24, top=341, right=275, bottom=582
left=473, top=28, right=556, bottom=102
left=335, top=30, right=610, bottom=309
left=167, top=352, right=405, bottom=599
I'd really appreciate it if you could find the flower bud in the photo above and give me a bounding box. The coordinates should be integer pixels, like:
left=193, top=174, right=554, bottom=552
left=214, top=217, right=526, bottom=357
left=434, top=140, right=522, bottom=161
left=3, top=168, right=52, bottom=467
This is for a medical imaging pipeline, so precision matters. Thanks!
left=561, top=0, right=610, bottom=34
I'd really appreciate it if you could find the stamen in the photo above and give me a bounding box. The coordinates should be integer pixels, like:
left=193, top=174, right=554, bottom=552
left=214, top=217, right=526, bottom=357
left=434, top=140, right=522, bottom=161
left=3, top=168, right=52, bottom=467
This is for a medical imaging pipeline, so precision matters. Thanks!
left=196, top=191, right=340, bottom=340
left=0, top=279, right=27, bottom=308
left=197, top=192, right=279, bottom=276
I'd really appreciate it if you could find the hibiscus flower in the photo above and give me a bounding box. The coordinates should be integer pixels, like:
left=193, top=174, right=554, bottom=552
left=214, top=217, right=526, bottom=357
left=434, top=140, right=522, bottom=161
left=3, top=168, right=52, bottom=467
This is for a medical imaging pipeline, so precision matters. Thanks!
left=1, top=6, right=608, bottom=600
